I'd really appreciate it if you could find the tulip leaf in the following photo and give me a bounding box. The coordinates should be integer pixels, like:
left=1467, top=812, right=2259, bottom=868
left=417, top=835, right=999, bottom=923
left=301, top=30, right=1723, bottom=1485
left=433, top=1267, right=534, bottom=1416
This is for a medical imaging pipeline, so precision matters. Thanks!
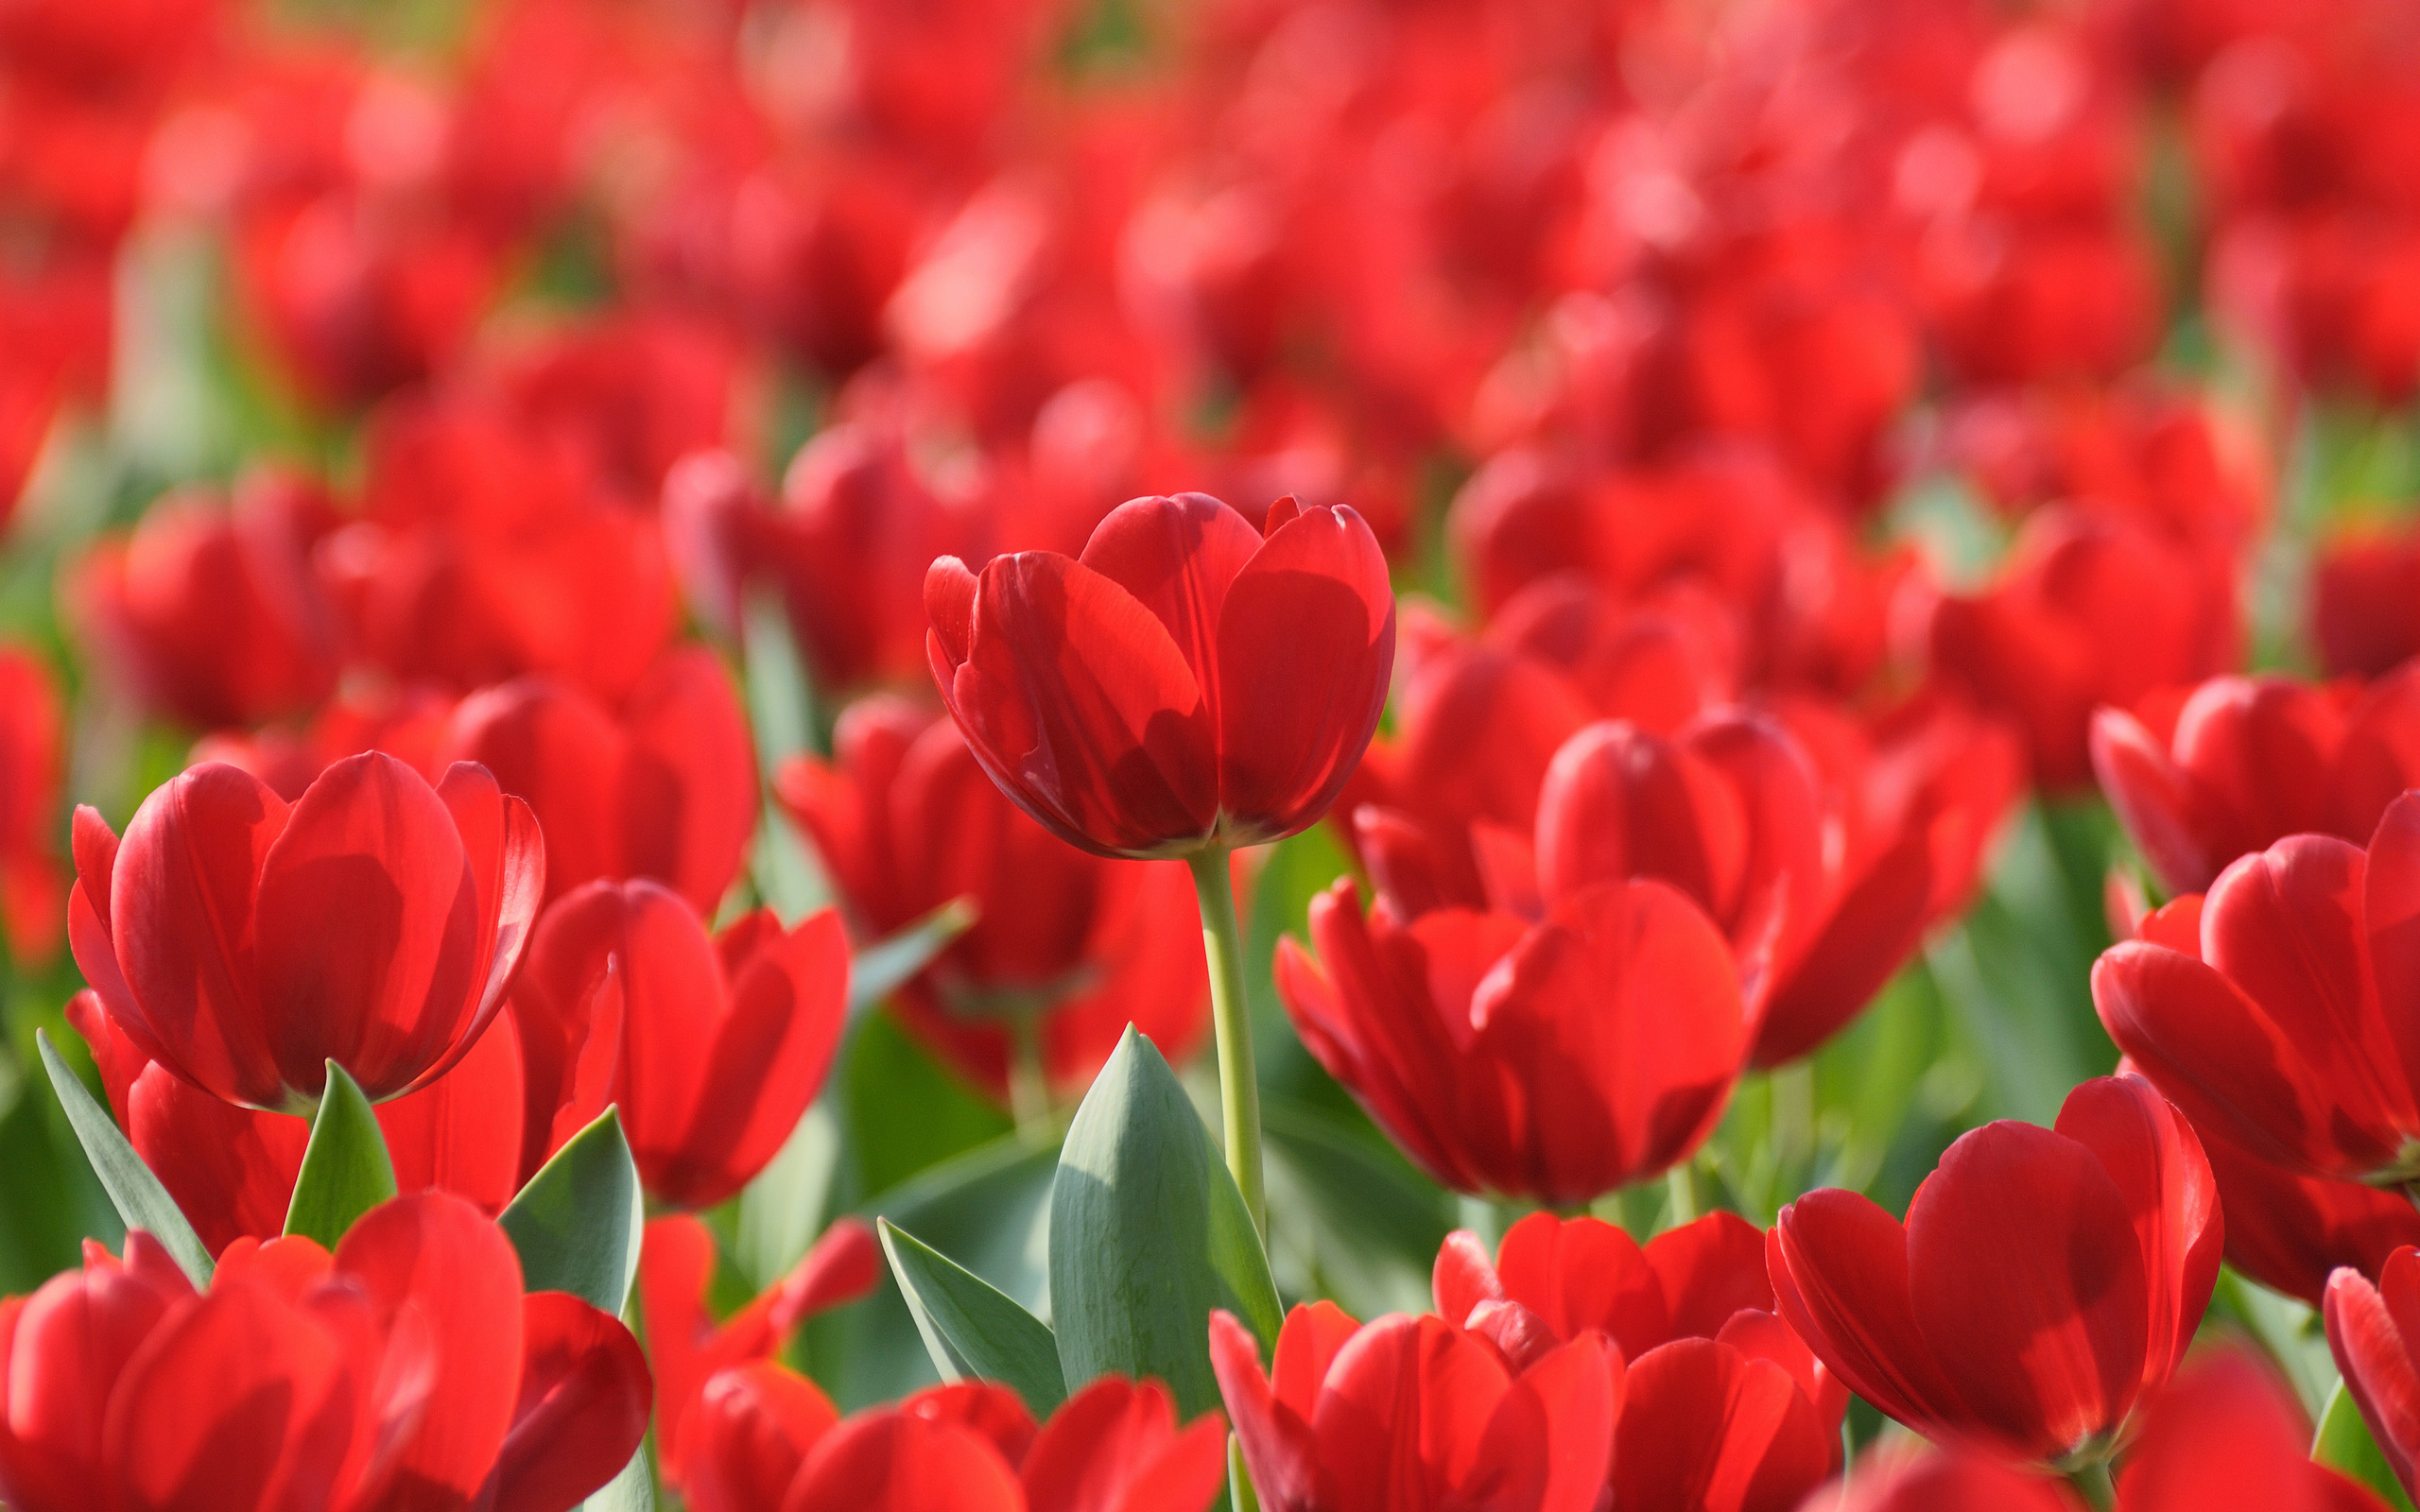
left=284, top=1062, right=397, bottom=1248
left=849, top=898, right=980, bottom=1015
left=1230, top=1434, right=1259, bottom=1512
left=501, top=1108, right=645, bottom=1315
left=2315, top=1381, right=2420, bottom=1512
left=879, top=1217, right=1067, bottom=1415
left=1049, top=1027, right=1285, bottom=1418
left=581, top=1447, right=656, bottom=1512
left=35, top=1029, right=214, bottom=1286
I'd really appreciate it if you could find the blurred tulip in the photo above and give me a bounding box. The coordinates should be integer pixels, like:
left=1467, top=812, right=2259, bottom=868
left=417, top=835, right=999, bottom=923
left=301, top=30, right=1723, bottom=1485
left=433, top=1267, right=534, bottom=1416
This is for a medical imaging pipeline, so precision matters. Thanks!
left=493, top=310, right=741, bottom=503
left=1769, top=1074, right=2221, bottom=1464
left=69, top=472, right=340, bottom=730
left=2327, top=1246, right=2420, bottom=1503
left=778, top=696, right=1207, bottom=1103
left=0, top=646, right=63, bottom=965
left=0, top=1194, right=649, bottom=1512
left=442, top=647, right=757, bottom=913
left=2315, top=526, right=2420, bottom=679
left=1276, top=866, right=1746, bottom=1205
left=1928, top=509, right=2239, bottom=792
left=68, top=753, right=543, bottom=1110
left=507, top=879, right=847, bottom=1206
left=665, top=427, right=988, bottom=693
left=679, top=1367, right=1226, bottom=1512
left=1436, top=1211, right=1845, bottom=1512
left=2120, top=1346, right=2388, bottom=1512
left=66, top=988, right=526, bottom=1255
left=1800, top=1443, right=2075, bottom=1511
left=926, top=490, right=1394, bottom=859
left=1210, top=1301, right=1620, bottom=1512
left=2095, top=794, right=2420, bottom=1183
left=643, top=1214, right=880, bottom=1488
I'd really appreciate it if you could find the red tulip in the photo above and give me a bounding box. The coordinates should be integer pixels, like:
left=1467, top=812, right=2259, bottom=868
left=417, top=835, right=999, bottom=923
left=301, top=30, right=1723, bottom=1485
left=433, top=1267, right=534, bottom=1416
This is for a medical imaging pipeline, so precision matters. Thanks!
left=2119, top=1346, right=2387, bottom=1512
left=0, top=645, right=64, bottom=965
left=1927, top=508, right=2238, bottom=793
left=1769, top=1074, right=2221, bottom=1464
left=1918, top=217, right=2164, bottom=387
left=2093, top=794, right=2420, bottom=1183
left=2314, top=526, right=2420, bottom=680
left=1279, top=853, right=1747, bottom=1203
left=777, top=696, right=1208, bottom=1102
left=643, top=1214, right=881, bottom=1488
left=666, top=427, right=989, bottom=694
left=68, top=471, right=340, bottom=730
left=0, top=1194, right=649, bottom=1512
left=441, top=647, right=758, bottom=913
left=1435, top=1211, right=1845, bottom=1512
left=492, top=310, right=740, bottom=504
left=66, top=987, right=527, bottom=1255
left=1210, top=1301, right=1621, bottom=1512
left=2209, top=209, right=2420, bottom=410
left=680, top=1366, right=1228, bottom=1512
left=2200, top=1128, right=2420, bottom=1309
left=191, top=684, right=457, bottom=801
left=2326, top=1247, right=2420, bottom=1505
left=1799, top=1443, right=2076, bottom=1511
left=507, top=880, right=849, bottom=1206
left=925, top=490, right=1395, bottom=859
left=68, top=752, right=544, bottom=1110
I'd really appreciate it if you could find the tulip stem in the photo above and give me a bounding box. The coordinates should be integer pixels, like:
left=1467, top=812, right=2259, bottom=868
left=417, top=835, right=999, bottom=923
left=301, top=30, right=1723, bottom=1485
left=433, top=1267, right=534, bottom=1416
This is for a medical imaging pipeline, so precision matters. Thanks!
left=2066, top=1459, right=2116, bottom=1510
left=1008, top=1013, right=1051, bottom=1140
left=1666, top=1162, right=1697, bottom=1228
left=1189, top=847, right=1266, bottom=1242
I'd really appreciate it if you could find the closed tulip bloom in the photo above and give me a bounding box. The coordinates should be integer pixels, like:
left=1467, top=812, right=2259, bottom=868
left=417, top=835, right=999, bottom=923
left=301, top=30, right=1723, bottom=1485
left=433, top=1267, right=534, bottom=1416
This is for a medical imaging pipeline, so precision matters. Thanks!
left=1277, top=862, right=1747, bottom=1204
left=1769, top=1074, right=2221, bottom=1465
left=2328, top=1248, right=2420, bottom=1505
left=66, top=988, right=527, bottom=1255
left=678, top=1367, right=1227, bottom=1512
left=0, top=1194, right=650, bottom=1512
left=1210, top=1301, right=1621, bottom=1512
left=442, top=647, right=758, bottom=912
left=1435, top=1212, right=1845, bottom=1512
left=2118, top=1347, right=2388, bottom=1512
left=507, top=880, right=849, bottom=1206
left=68, top=752, right=544, bottom=1110
left=2094, top=794, right=2420, bottom=1184
left=925, top=490, right=1395, bottom=858
left=778, top=696, right=1207, bottom=1102
left=2091, top=668, right=2420, bottom=897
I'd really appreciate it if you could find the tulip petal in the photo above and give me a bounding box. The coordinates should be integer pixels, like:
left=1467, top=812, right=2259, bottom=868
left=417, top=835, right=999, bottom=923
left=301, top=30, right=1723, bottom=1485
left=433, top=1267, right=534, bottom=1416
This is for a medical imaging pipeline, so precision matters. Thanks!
left=780, top=1407, right=1024, bottom=1512
left=1767, top=1192, right=1963, bottom=1438
left=1612, top=1338, right=1834, bottom=1512
left=484, top=1292, right=654, bottom=1512
left=1647, top=1211, right=1777, bottom=1343
left=2326, top=1249, right=2420, bottom=1500
left=1080, top=493, right=1264, bottom=714
left=678, top=1363, right=839, bottom=1512
left=620, top=647, right=758, bottom=914
left=1313, top=1314, right=1511, bottom=1512
left=1494, top=1212, right=1668, bottom=1358
left=2090, top=705, right=2220, bottom=897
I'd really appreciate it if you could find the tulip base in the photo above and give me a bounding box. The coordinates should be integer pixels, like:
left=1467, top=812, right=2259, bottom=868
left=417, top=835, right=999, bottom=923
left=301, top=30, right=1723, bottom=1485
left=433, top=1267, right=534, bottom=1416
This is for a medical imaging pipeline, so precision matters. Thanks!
left=2065, top=1457, right=2116, bottom=1510
left=1189, top=847, right=1267, bottom=1243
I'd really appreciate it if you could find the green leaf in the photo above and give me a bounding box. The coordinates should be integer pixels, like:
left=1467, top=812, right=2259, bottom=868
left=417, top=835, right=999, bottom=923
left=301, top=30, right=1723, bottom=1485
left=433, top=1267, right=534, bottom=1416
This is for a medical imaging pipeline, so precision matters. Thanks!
left=1049, top=1028, right=1284, bottom=1417
left=284, top=1062, right=397, bottom=1247
left=500, top=1108, right=645, bottom=1314
left=1230, top=1434, right=1259, bottom=1512
left=849, top=898, right=980, bottom=1014
left=580, top=1447, right=656, bottom=1512
left=36, top=1029, right=212, bottom=1285
left=1262, top=1098, right=1450, bottom=1320
left=2316, top=1381, right=2420, bottom=1512
left=879, top=1218, right=1066, bottom=1415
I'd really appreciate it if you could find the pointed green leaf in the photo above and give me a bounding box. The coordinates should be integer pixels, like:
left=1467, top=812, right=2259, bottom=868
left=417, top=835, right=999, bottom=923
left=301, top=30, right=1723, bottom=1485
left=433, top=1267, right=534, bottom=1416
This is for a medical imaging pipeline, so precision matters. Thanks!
left=500, top=1108, right=645, bottom=1314
left=849, top=898, right=980, bottom=1014
left=284, top=1062, right=396, bottom=1247
left=879, top=1218, right=1065, bottom=1415
left=1230, top=1434, right=1259, bottom=1512
left=36, top=1029, right=213, bottom=1285
left=581, top=1446, right=656, bottom=1512
left=2316, top=1381, right=2420, bottom=1512
left=1050, top=1028, right=1284, bottom=1417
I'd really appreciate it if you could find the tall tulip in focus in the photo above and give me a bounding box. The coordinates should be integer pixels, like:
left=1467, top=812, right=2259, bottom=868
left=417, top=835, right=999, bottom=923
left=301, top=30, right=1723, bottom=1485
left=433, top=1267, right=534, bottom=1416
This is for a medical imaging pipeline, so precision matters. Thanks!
left=926, top=490, right=1395, bottom=1231
left=67, top=752, right=543, bottom=1110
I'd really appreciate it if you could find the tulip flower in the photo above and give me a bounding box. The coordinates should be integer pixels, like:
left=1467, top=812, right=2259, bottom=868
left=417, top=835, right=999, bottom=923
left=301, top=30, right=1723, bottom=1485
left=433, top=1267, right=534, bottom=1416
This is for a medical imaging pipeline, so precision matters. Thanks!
left=66, top=988, right=527, bottom=1254
left=2327, top=1247, right=2420, bottom=1505
left=507, top=879, right=849, bottom=1206
left=68, top=752, right=544, bottom=1110
left=666, top=426, right=989, bottom=693
left=2094, top=793, right=2420, bottom=1184
left=2090, top=668, right=2420, bottom=896
left=642, top=1214, right=881, bottom=1486
left=925, top=490, right=1393, bottom=861
left=679, top=1368, right=1228, bottom=1512
left=0, top=1194, right=649, bottom=1512
left=2314, top=525, right=2420, bottom=679
left=0, top=645, right=63, bottom=965
left=68, top=471, right=341, bottom=730
left=442, top=647, right=758, bottom=912
left=492, top=310, right=738, bottom=502
left=1769, top=1074, right=2221, bottom=1465
left=1436, top=1211, right=1845, bottom=1512
left=1277, top=860, right=1748, bottom=1205
left=1210, top=1301, right=1621, bottom=1512
left=1807, top=1444, right=2076, bottom=1511
left=778, top=696, right=1207, bottom=1109
left=2118, top=1346, right=2387, bottom=1512
left=1927, top=508, right=2238, bottom=793
left=2200, top=1129, right=2420, bottom=1308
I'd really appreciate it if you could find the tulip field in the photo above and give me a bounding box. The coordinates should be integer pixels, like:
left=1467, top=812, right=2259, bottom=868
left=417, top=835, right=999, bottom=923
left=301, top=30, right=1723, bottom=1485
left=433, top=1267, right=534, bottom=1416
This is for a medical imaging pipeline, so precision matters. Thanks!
left=14, top=0, right=2420, bottom=1507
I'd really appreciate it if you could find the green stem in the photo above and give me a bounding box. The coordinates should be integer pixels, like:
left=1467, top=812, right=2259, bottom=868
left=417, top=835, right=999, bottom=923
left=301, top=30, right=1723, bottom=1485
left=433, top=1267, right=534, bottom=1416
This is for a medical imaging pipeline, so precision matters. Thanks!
left=1189, top=847, right=1266, bottom=1242
left=1007, top=1013, right=1050, bottom=1141
left=1666, top=1161, right=1698, bottom=1228
left=2066, top=1459, right=2116, bottom=1511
